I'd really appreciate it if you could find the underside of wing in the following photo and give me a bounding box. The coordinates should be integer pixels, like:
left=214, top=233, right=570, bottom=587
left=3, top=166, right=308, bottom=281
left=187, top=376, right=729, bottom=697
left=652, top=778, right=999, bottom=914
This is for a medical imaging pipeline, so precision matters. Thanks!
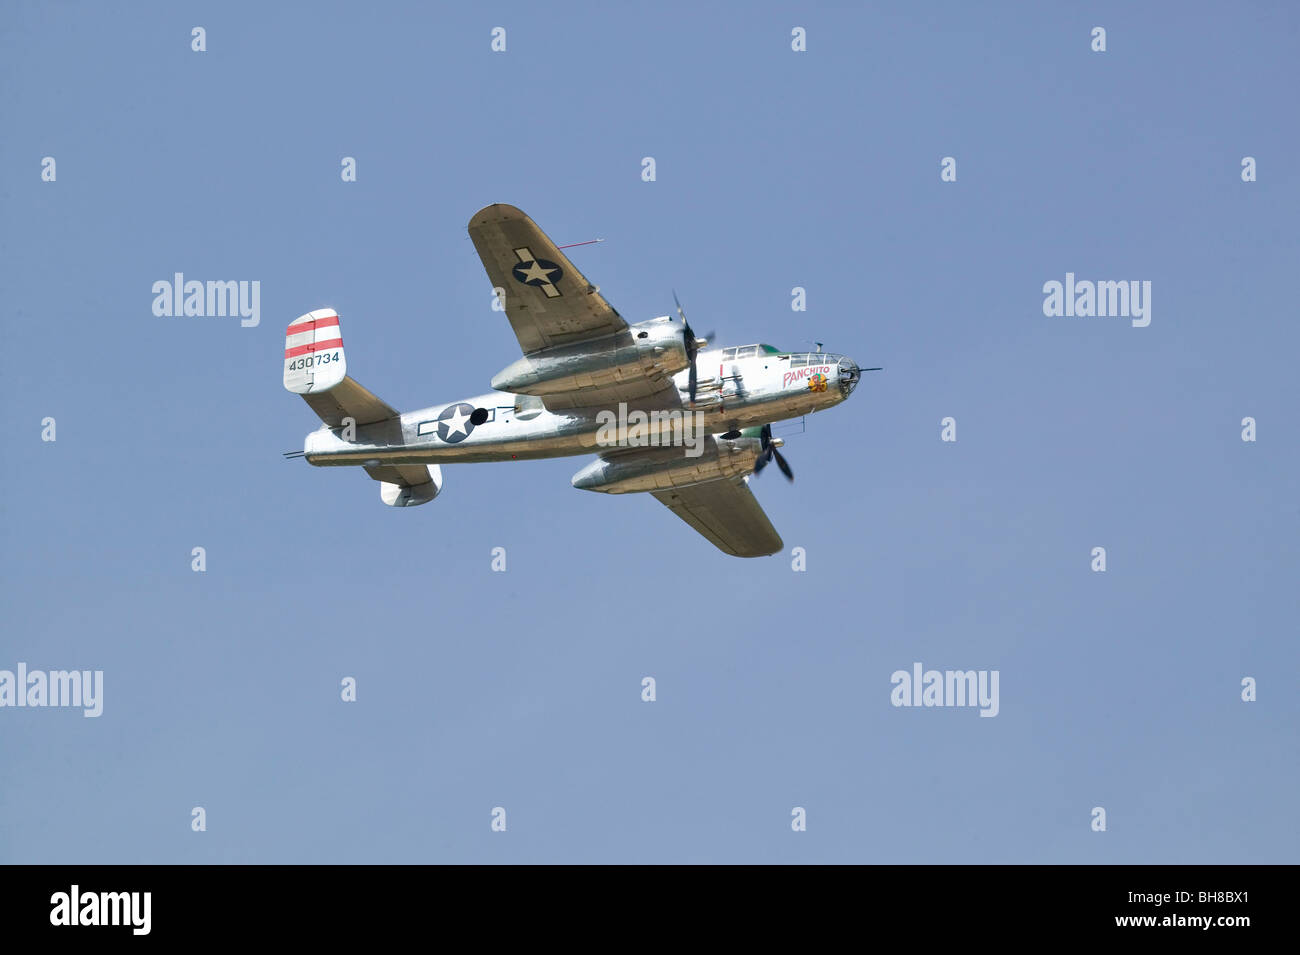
left=540, top=379, right=684, bottom=411
left=651, top=477, right=783, bottom=558
left=468, top=203, right=626, bottom=353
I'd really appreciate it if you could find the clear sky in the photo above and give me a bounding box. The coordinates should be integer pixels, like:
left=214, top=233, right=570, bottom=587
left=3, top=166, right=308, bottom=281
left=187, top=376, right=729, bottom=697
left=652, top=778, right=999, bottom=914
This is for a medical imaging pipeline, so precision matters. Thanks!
left=1, top=1, right=1296, bottom=863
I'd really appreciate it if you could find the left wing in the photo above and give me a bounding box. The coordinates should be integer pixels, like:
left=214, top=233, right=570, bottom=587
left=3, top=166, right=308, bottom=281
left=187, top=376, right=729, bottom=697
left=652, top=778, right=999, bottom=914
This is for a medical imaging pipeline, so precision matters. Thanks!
left=468, top=203, right=625, bottom=353
left=651, top=477, right=783, bottom=558
left=468, top=203, right=683, bottom=411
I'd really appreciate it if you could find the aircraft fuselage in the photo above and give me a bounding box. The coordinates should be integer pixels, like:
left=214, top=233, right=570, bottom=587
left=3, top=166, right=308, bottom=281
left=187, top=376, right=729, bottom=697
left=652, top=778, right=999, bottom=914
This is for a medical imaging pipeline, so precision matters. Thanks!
left=303, top=345, right=860, bottom=468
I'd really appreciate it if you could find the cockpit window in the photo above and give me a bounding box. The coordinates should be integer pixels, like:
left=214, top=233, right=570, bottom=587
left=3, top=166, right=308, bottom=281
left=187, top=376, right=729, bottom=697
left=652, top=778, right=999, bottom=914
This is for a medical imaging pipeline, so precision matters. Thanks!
left=721, top=347, right=737, bottom=360
left=786, top=351, right=845, bottom=366
left=735, top=345, right=758, bottom=359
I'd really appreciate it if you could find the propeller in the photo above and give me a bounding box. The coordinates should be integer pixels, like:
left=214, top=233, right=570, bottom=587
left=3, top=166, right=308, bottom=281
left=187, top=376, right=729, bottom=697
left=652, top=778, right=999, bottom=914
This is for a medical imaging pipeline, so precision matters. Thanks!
left=752, top=423, right=793, bottom=482
left=672, top=290, right=711, bottom=403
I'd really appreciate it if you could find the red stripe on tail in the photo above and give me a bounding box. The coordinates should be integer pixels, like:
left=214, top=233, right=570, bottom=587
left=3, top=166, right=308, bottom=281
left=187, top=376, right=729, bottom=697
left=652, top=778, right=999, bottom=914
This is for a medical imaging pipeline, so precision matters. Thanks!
left=284, top=338, right=344, bottom=358
left=284, top=315, right=340, bottom=336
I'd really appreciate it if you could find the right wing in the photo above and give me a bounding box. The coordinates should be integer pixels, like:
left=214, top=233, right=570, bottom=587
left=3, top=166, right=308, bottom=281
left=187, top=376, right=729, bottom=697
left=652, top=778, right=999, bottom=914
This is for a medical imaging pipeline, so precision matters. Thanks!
left=651, top=477, right=783, bottom=558
left=468, top=203, right=626, bottom=353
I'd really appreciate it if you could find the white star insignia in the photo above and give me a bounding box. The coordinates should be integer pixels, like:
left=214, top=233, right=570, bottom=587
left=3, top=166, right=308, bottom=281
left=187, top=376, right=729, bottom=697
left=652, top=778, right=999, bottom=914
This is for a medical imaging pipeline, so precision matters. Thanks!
left=519, top=260, right=558, bottom=285
left=441, top=406, right=470, bottom=438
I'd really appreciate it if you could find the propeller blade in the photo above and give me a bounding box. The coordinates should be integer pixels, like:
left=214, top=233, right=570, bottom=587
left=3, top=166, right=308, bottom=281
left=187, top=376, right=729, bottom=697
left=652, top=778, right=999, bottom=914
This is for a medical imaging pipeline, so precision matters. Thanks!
left=752, top=425, right=792, bottom=481
left=672, top=289, right=689, bottom=327
left=674, top=290, right=703, bottom=402
left=772, top=447, right=794, bottom=482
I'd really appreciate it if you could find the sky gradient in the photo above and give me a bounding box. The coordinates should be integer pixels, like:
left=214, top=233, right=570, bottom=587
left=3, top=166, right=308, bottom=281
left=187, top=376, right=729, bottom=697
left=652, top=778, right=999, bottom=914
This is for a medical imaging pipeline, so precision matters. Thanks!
left=1, top=0, right=1296, bottom=863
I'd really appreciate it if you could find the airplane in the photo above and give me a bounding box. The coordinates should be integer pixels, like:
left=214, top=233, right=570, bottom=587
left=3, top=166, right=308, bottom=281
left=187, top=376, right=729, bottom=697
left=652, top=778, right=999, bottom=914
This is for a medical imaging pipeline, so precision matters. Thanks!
left=283, top=203, right=871, bottom=557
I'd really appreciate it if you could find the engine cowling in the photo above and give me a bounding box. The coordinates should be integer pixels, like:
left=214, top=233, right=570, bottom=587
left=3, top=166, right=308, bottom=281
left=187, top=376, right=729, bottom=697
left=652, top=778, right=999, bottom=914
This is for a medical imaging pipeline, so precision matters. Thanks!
left=571, top=435, right=763, bottom=494
left=491, top=317, right=687, bottom=397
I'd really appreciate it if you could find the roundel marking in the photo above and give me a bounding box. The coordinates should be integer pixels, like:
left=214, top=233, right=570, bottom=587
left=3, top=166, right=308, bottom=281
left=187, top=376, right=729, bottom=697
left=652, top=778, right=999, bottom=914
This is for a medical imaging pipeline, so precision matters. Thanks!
left=512, top=258, right=563, bottom=288
left=436, top=402, right=478, bottom=443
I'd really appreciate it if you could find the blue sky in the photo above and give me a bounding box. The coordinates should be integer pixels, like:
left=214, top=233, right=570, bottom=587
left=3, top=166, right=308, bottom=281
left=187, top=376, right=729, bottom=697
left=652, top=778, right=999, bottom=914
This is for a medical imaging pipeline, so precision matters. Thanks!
left=1, top=0, right=1296, bottom=863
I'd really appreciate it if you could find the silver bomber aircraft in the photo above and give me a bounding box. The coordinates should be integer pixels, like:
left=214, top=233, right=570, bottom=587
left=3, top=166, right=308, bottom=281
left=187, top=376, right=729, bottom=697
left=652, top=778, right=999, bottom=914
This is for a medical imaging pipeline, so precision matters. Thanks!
left=283, top=203, right=870, bottom=557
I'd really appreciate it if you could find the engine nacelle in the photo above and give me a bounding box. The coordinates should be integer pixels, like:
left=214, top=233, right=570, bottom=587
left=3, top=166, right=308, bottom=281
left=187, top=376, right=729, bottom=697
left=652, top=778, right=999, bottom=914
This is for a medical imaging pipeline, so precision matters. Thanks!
left=491, top=317, right=687, bottom=397
left=571, top=435, right=763, bottom=494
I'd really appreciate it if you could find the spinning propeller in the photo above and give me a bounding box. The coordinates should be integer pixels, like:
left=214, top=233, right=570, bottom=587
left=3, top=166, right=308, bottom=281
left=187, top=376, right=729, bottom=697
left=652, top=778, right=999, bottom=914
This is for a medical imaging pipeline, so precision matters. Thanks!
left=672, top=291, right=711, bottom=403
left=752, top=423, right=793, bottom=482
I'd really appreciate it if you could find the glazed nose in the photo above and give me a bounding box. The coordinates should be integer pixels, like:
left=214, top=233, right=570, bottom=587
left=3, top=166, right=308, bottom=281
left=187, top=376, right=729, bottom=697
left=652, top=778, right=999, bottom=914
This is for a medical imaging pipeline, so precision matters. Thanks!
left=839, top=358, right=860, bottom=396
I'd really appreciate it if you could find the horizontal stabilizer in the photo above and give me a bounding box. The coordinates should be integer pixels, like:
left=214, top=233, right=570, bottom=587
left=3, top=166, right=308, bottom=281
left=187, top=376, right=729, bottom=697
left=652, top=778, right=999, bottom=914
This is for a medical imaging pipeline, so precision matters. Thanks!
left=284, top=309, right=399, bottom=428
left=301, top=377, right=399, bottom=428
left=365, top=464, right=443, bottom=507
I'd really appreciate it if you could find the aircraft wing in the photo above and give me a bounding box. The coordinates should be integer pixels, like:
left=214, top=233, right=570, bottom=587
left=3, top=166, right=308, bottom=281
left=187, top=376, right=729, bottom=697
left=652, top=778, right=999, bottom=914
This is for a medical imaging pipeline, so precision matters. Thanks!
left=651, top=477, right=784, bottom=558
left=468, top=203, right=627, bottom=353
left=468, top=203, right=684, bottom=411
left=537, top=377, right=682, bottom=410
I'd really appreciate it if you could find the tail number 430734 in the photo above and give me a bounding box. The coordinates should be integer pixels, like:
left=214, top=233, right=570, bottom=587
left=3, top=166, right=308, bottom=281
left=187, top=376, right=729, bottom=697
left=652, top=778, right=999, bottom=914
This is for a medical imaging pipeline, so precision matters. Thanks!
left=287, top=351, right=341, bottom=371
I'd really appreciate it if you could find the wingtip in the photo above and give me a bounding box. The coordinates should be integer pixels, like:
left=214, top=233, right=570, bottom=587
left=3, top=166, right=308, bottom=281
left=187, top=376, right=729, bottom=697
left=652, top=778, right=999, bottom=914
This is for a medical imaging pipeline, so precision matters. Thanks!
left=468, top=202, right=528, bottom=228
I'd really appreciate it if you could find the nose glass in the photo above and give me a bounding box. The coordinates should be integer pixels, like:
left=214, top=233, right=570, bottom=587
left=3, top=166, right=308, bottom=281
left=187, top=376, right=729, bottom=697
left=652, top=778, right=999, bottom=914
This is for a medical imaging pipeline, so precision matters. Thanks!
left=838, top=359, right=860, bottom=396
